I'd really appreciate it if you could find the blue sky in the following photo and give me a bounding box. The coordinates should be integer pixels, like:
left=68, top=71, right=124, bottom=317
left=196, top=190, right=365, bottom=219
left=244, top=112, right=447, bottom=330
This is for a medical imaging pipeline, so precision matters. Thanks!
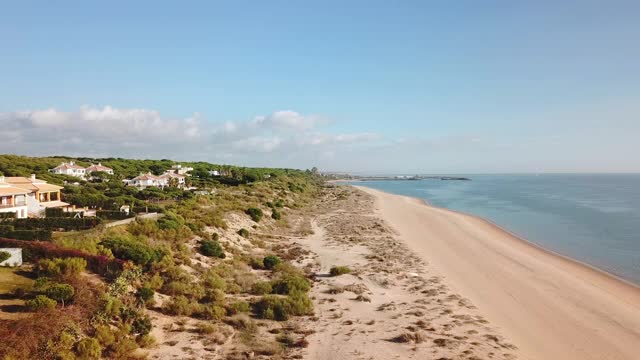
left=1, top=1, right=639, bottom=173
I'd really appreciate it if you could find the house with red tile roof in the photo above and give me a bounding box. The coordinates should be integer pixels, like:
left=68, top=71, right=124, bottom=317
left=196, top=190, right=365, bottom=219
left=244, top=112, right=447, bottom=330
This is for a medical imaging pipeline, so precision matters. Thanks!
left=50, top=161, right=86, bottom=178
left=85, top=163, right=114, bottom=175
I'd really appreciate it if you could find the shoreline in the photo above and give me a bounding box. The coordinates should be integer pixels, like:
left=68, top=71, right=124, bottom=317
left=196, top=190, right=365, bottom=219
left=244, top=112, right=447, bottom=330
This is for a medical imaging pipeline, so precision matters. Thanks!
left=353, top=184, right=640, bottom=360
left=407, top=189, right=640, bottom=290
left=350, top=183, right=640, bottom=290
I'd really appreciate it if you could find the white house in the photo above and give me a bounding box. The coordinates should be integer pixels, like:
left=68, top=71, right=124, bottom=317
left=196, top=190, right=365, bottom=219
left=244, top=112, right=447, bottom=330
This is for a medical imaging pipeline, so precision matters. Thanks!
left=0, top=176, right=29, bottom=219
left=208, top=170, right=220, bottom=176
left=50, top=161, right=86, bottom=178
left=126, top=173, right=168, bottom=189
left=85, top=163, right=114, bottom=175
left=5, top=175, right=69, bottom=216
left=159, top=172, right=186, bottom=187
left=171, top=164, right=193, bottom=175
left=0, top=248, right=22, bottom=267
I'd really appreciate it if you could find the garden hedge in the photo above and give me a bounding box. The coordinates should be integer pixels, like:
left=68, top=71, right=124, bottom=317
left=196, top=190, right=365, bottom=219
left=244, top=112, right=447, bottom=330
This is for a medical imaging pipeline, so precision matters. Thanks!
left=0, top=237, right=127, bottom=278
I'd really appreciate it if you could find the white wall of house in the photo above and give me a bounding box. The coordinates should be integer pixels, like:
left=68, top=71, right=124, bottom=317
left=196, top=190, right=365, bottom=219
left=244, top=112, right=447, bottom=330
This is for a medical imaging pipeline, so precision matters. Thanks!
left=0, top=205, right=28, bottom=219
left=0, top=248, right=22, bottom=266
left=0, top=248, right=23, bottom=267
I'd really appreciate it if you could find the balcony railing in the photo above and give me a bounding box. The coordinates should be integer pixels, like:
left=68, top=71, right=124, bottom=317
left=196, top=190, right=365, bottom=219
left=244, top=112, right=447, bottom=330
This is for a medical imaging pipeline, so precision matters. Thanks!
left=0, top=201, right=26, bottom=209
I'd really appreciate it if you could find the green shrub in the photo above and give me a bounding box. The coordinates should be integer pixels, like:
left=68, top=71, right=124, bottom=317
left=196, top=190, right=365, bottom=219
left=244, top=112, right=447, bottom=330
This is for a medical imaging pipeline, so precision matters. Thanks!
left=247, top=257, right=264, bottom=269
left=0, top=229, right=52, bottom=241
left=262, top=255, right=281, bottom=270
left=245, top=208, right=263, bottom=222
left=271, top=274, right=311, bottom=295
left=25, top=295, right=57, bottom=311
left=76, top=337, right=102, bottom=359
left=202, top=270, right=227, bottom=291
left=285, top=291, right=314, bottom=317
left=226, top=301, right=250, bottom=315
left=237, top=228, right=249, bottom=237
left=329, top=266, right=352, bottom=276
left=136, top=287, right=155, bottom=303
left=198, top=304, right=226, bottom=320
left=199, top=239, right=225, bottom=258
left=45, top=283, right=75, bottom=306
left=37, top=257, right=87, bottom=278
left=132, top=314, right=153, bottom=336
left=251, top=281, right=273, bottom=295
left=0, top=251, right=10, bottom=263
left=94, top=325, right=115, bottom=346
left=164, top=295, right=196, bottom=316
left=101, top=234, right=160, bottom=266
left=254, top=295, right=289, bottom=321
left=253, top=292, right=313, bottom=321
left=271, top=209, right=282, bottom=220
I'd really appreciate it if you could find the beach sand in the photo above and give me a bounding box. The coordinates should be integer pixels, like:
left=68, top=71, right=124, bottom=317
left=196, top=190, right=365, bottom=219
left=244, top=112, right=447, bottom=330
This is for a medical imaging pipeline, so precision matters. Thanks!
left=355, top=185, right=640, bottom=360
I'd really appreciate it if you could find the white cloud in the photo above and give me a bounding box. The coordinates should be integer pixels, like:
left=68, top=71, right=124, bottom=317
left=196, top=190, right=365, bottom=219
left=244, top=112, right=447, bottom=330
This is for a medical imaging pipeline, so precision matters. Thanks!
left=0, top=106, right=381, bottom=168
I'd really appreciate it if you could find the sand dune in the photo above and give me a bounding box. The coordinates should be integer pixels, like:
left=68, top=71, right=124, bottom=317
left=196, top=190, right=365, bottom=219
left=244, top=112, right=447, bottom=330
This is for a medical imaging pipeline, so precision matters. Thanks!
left=356, top=186, right=640, bottom=360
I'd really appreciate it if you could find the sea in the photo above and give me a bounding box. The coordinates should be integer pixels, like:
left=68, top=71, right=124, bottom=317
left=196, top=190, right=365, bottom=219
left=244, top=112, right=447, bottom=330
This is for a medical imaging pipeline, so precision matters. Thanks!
left=349, top=174, right=640, bottom=285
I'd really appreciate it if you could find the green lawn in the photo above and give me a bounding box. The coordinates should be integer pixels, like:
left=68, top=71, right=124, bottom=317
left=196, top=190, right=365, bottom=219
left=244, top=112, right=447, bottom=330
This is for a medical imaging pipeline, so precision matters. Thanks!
left=0, top=267, right=34, bottom=319
left=0, top=266, right=33, bottom=295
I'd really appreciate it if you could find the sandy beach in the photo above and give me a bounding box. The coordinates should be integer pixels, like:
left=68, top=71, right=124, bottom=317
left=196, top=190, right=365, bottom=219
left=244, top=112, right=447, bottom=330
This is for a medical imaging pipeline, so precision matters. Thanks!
left=355, top=185, right=640, bottom=360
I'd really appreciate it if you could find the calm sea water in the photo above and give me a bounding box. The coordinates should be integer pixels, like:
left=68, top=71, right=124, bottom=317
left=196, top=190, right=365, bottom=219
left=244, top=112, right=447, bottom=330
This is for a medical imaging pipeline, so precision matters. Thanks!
left=350, top=174, right=640, bottom=285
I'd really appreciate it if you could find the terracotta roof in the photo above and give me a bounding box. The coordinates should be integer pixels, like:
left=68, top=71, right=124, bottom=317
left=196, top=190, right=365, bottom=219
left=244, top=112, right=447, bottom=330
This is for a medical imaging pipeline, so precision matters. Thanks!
left=52, top=162, right=86, bottom=171
left=0, top=185, right=30, bottom=196
left=132, top=173, right=160, bottom=181
left=160, top=172, right=185, bottom=179
left=4, top=177, right=39, bottom=191
left=35, top=183, right=63, bottom=192
left=5, top=177, right=61, bottom=193
left=86, top=163, right=113, bottom=172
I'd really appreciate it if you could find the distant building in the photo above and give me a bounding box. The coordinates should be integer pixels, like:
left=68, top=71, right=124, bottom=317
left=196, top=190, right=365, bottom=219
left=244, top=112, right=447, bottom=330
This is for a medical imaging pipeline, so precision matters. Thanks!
left=4, top=175, right=69, bottom=216
left=125, top=173, right=167, bottom=189
left=50, top=161, right=86, bottom=178
left=85, top=163, right=114, bottom=175
left=171, top=164, right=193, bottom=175
left=208, top=170, right=220, bottom=176
left=0, top=248, right=22, bottom=267
left=120, top=205, right=131, bottom=215
left=159, top=172, right=186, bottom=187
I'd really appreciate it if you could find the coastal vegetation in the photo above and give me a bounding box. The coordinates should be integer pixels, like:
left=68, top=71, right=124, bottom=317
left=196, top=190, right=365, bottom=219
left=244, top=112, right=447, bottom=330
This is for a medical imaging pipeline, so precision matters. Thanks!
left=0, top=154, right=322, bottom=359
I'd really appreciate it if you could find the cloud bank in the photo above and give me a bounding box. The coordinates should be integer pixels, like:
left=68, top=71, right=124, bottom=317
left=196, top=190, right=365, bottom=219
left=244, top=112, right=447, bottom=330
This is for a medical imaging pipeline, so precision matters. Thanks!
left=0, top=106, right=381, bottom=169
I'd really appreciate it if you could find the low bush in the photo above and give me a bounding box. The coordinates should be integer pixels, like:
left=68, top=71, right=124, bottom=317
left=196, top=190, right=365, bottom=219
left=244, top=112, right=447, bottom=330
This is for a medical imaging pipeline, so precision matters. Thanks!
left=247, top=257, right=264, bottom=269
left=226, top=301, right=250, bottom=315
left=262, top=255, right=281, bottom=270
left=0, top=229, right=52, bottom=241
left=0, top=251, right=10, bottom=263
left=101, top=235, right=160, bottom=266
left=10, top=217, right=101, bottom=231
left=0, top=238, right=126, bottom=279
left=45, top=283, right=75, bottom=306
left=25, top=295, right=57, bottom=311
left=271, top=209, right=282, bottom=220
left=253, top=292, right=313, bottom=321
left=237, top=228, right=249, bottom=238
left=136, top=287, right=155, bottom=303
left=76, top=337, right=102, bottom=359
left=245, top=208, right=263, bottom=222
left=270, top=274, right=311, bottom=295
left=251, top=281, right=273, bottom=295
left=198, top=304, right=226, bottom=320
left=132, top=314, right=153, bottom=336
left=329, top=266, right=352, bottom=277
left=37, top=257, right=87, bottom=278
left=199, top=239, right=225, bottom=258
left=164, top=295, right=196, bottom=316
